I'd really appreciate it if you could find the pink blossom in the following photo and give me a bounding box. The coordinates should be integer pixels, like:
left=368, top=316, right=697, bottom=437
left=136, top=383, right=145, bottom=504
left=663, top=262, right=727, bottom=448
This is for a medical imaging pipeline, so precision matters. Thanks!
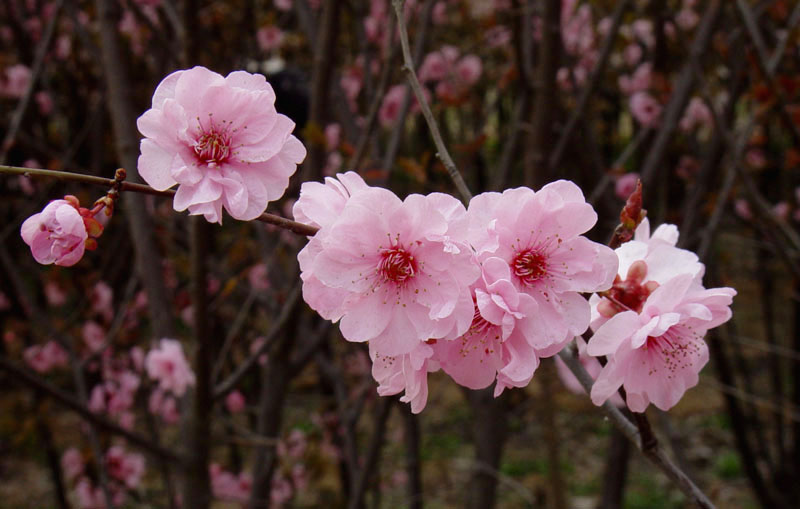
left=35, top=91, right=53, bottom=115
left=676, top=8, right=699, bottom=30
left=137, top=66, right=306, bottom=223
left=324, top=123, right=341, bottom=149
left=278, top=429, right=307, bottom=458
left=148, top=389, right=180, bottom=423
left=273, top=0, right=292, bottom=10
left=466, top=182, right=618, bottom=356
left=746, top=148, right=767, bottom=169
left=632, top=19, right=655, bottom=48
left=455, top=55, right=482, bottom=86
left=145, top=338, right=195, bottom=396
left=587, top=219, right=735, bottom=411
left=614, top=173, right=640, bottom=201
left=432, top=1, right=447, bottom=24
left=623, top=44, right=642, bottom=66
left=300, top=188, right=479, bottom=357
left=371, top=342, right=436, bottom=413
left=250, top=336, right=269, bottom=366
left=24, top=341, right=69, bottom=373
left=271, top=475, right=293, bottom=507
left=1, top=64, right=31, bottom=98
left=106, top=446, right=145, bottom=489
left=225, top=390, right=246, bottom=413
left=248, top=263, right=270, bottom=290
left=773, top=201, right=790, bottom=220
left=61, top=448, right=84, bottom=482
left=485, top=26, right=512, bottom=48
left=82, top=321, right=106, bottom=352
left=75, top=478, right=105, bottom=509
left=323, top=151, right=343, bottom=176
left=257, top=25, right=284, bottom=52
left=91, top=281, right=114, bottom=322
left=379, top=84, right=407, bottom=127
left=679, top=97, right=712, bottom=132
left=419, top=51, right=450, bottom=82
left=340, top=64, right=363, bottom=108
left=629, top=91, right=662, bottom=127
left=434, top=257, right=541, bottom=397
left=21, top=199, right=88, bottom=266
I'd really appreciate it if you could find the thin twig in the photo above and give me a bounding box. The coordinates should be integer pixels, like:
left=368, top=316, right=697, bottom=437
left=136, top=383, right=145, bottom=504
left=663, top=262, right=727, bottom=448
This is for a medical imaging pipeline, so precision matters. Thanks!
left=0, top=165, right=320, bottom=236
left=556, top=348, right=715, bottom=508
left=392, top=0, right=472, bottom=204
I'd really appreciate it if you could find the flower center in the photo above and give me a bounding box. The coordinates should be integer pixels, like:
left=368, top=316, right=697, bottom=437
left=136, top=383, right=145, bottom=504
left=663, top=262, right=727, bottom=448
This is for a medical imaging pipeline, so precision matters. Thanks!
left=512, top=249, right=548, bottom=286
left=194, top=126, right=232, bottom=165
left=377, top=247, right=417, bottom=285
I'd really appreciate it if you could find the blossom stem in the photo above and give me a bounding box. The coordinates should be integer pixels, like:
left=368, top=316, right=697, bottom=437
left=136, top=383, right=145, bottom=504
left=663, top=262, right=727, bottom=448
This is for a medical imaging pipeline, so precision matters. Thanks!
left=0, top=164, right=320, bottom=236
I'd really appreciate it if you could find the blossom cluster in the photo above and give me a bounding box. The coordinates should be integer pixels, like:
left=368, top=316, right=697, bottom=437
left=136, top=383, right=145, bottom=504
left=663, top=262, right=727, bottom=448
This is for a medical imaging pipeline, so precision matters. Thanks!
left=295, top=172, right=619, bottom=412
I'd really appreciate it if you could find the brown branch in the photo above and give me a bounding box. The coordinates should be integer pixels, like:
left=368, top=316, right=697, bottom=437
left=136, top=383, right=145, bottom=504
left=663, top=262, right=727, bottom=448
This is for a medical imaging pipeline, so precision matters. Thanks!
left=556, top=349, right=715, bottom=508
left=392, top=0, right=472, bottom=204
left=0, top=165, right=320, bottom=236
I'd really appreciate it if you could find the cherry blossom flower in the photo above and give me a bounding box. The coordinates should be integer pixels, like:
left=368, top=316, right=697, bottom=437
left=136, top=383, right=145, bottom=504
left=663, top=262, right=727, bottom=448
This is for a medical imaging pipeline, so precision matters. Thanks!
left=61, top=448, right=84, bottom=482
left=434, top=257, right=541, bottom=397
left=225, top=390, right=246, bottom=413
left=300, top=187, right=479, bottom=357
left=137, top=66, right=306, bottom=223
left=587, top=219, right=736, bottom=411
left=24, top=341, right=69, bottom=373
left=82, top=321, right=106, bottom=352
left=21, top=199, right=89, bottom=267
left=679, top=97, right=712, bottom=132
left=371, top=341, right=437, bottom=413
left=106, top=446, right=145, bottom=489
left=614, top=173, right=640, bottom=201
left=455, top=55, right=483, bottom=86
left=466, top=182, right=618, bottom=356
left=145, top=338, right=195, bottom=396
left=1, top=64, right=31, bottom=98
left=257, top=25, right=284, bottom=52
left=630, top=91, right=662, bottom=127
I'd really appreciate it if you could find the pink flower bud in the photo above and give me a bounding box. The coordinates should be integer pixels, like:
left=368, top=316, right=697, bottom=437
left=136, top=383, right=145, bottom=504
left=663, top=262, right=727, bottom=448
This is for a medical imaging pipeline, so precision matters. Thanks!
left=21, top=199, right=88, bottom=267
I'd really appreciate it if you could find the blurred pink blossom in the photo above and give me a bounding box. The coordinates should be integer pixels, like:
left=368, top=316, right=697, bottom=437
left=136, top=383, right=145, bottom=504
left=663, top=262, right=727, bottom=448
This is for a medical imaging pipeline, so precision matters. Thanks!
left=257, top=25, right=284, bottom=52
left=145, top=338, right=195, bottom=396
left=1, top=64, right=31, bottom=98
left=614, top=173, right=640, bottom=201
left=225, top=390, right=246, bottom=413
left=24, top=341, right=69, bottom=373
left=629, top=91, right=662, bottom=127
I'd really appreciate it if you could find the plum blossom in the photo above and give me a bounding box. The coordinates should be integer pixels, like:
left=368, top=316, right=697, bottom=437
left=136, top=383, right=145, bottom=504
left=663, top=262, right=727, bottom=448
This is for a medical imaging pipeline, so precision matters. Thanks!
left=21, top=199, right=89, bottom=266
left=298, top=185, right=479, bottom=358
left=615, top=173, right=640, bottom=201
left=145, top=338, right=195, bottom=396
left=106, top=446, right=145, bottom=489
left=630, top=91, right=662, bottom=127
left=225, top=390, right=246, bottom=413
left=587, top=219, right=736, bottom=412
left=137, top=66, right=306, bottom=223
left=24, top=341, right=69, bottom=373
left=371, top=341, right=437, bottom=413
left=257, top=25, right=284, bottom=52
left=1, top=64, right=31, bottom=98
left=466, top=182, right=618, bottom=356
left=61, top=448, right=84, bottom=482
left=434, top=257, right=541, bottom=397
left=679, top=97, right=712, bottom=132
